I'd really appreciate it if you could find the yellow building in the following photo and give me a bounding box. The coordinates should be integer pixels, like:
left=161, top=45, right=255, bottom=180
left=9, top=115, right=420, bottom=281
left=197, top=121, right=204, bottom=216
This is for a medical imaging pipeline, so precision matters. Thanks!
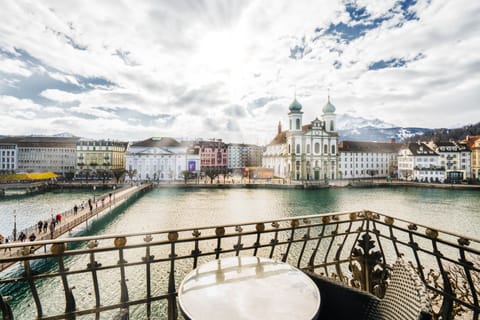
left=464, top=136, right=480, bottom=181
left=76, top=140, right=128, bottom=180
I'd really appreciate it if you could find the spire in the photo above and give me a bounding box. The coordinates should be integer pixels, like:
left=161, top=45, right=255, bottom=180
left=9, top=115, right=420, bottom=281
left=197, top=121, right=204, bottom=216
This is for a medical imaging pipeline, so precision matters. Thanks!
left=327, top=88, right=330, bottom=102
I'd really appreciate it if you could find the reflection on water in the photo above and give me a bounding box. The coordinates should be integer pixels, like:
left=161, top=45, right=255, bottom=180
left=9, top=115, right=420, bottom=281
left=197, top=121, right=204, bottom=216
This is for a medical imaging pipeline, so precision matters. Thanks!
left=110, top=187, right=480, bottom=238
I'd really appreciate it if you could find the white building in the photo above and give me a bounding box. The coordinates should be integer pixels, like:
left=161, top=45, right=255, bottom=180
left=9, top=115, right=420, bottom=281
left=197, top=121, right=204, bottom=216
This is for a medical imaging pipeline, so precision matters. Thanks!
left=338, top=141, right=401, bottom=179
left=0, top=143, right=18, bottom=173
left=427, top=141, right=471, bottom=181
left=227, top=143, right=264, bottom=173
left=0, top=136, right=79, bottom=176
left=263, top=97, right=339, bottom=181
left=125, top=137, right=200, bottom=182
left=398, top=142, right=445, bottom=182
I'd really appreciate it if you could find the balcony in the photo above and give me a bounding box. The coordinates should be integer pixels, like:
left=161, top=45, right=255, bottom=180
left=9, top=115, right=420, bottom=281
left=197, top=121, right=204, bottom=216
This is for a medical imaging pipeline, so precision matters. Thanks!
left=0, top=211, right=478, bottom=319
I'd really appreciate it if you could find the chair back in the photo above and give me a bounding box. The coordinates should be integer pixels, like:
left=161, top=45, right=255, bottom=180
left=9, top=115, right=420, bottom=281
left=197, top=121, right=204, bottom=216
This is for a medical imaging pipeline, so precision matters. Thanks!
left=369, top=258, right=432, bottom=320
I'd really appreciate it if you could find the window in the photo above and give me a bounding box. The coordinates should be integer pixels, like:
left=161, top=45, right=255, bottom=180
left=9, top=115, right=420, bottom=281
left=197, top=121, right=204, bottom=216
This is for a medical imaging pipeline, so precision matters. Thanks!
left=331, top=145, right=335, bottom=154
left=296, top=119, right=300, bottom=130
left=296, top=144, right=300, bottom=154
left=307, top=144, right=310, bottom=153
left=289, top=120, right=292, bottom=130
left=324, top=145, right=328, bottom=154
left=314, top=143, right=320, bottom=153
left=330, top=120, right=334, bottom=131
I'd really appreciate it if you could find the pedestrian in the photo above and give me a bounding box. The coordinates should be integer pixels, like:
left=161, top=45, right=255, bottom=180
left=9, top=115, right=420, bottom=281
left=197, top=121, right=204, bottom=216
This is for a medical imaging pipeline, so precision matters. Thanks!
left=81, top=201, right=85, bottom=210
left=73, top=204, right=78, bottom=215
left=4, top=238, right=11, bottom=255
left=19, top=232, right=26, bottom=242
left=43, top=220, right=48, bottom=233
left=49, top=222, right=55, bottom=239
left=38, top=220, right=43, bottom=233
left=29, top=233, right=36, bottom=242
left=56, top=213, right=62, bottom=224
left=88, top=198, right=93, bottom=213
left=101, top=198, right=105, bottom=207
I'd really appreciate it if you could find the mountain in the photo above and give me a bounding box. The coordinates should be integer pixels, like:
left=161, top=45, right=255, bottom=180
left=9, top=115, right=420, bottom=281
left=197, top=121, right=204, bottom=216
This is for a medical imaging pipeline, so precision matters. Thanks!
left=337, top=114, right=430, bottom=142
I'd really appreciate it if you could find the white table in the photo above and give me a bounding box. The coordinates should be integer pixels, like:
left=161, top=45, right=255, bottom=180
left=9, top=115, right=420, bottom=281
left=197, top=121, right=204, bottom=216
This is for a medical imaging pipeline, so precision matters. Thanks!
left=178, top=256, right=320, bottom=320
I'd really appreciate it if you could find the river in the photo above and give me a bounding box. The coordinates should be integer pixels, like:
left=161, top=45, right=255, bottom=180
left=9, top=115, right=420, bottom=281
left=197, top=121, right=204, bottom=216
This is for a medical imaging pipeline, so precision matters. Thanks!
left=1, top=186, right=479, bottom=319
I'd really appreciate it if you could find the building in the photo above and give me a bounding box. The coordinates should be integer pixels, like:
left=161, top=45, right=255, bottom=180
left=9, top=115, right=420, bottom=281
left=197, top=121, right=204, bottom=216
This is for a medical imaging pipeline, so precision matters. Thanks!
left=427, top=141, right=471, bottom=182
left=0, top=143, right=18, bottom=173
left=195, top=139, right=228, bottom=174
left=227, top=143, right=264, bottom=174
left=125, top=137, right=200, bottom=182
left=262, top=123, right=288, bottom=178
left=338, top=140, right=401, bottom=179
left=76, top=139, right=128, bottom=179
left=263, top=96, right=339, bottom=181
left=463, top=135, right=480, bottom=181
left=0, top=136, right=79, bottom=176
left=398, top=142, right=445, bottom=182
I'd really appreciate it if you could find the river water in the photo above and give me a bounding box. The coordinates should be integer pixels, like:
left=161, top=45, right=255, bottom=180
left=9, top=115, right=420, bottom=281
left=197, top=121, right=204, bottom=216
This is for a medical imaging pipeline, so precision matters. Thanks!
left=1, top=186, right=479, bottom=319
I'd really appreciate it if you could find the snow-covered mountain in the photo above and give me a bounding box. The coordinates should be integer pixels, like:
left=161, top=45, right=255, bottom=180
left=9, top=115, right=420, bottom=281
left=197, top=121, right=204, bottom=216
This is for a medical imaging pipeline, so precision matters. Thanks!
left=337, top=114, right=430, bottom=142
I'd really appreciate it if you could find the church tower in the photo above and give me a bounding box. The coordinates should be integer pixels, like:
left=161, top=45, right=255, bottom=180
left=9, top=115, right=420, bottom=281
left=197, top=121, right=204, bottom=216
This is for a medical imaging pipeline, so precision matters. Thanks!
left=288, top=97, right=303, bottom=132
left=322, top=95, right=336, bottom=132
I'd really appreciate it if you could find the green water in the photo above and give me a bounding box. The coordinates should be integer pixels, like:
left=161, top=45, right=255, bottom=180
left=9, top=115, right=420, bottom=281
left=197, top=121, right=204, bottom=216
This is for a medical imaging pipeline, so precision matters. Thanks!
left=1, top=186, right=479, bottom=319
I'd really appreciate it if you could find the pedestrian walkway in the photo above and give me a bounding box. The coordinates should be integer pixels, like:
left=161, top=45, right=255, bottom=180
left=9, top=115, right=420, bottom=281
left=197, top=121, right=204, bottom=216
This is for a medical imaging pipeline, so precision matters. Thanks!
left=0, top=183, right=152, bottom=272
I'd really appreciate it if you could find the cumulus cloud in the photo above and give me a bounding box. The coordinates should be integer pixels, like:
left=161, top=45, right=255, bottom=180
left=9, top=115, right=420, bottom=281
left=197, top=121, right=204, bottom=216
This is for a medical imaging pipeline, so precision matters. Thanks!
left=0, top=0, right=478, bottom=142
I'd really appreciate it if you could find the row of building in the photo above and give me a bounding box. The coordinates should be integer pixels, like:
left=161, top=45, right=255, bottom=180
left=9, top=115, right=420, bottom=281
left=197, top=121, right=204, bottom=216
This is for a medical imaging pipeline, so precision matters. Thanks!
left=1, top=98, right=479, bottom=183
left=0, top=136, right=263, bottom=182
left=261, top=97, right=480, bottom=183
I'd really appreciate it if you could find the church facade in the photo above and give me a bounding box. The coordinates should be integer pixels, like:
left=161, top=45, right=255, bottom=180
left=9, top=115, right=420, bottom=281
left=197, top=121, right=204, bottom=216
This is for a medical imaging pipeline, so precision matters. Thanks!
left=263, top=97, right=339, bottom=181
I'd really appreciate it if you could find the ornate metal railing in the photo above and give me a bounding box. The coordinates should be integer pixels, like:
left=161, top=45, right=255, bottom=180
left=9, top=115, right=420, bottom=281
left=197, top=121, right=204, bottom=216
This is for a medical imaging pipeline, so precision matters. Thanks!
left=0, top=210, right=479, bottom=320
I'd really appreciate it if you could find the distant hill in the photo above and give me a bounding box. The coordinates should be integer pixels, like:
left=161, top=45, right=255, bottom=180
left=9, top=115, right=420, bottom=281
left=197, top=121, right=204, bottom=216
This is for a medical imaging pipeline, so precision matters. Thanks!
left=406, top=122, right=480, bottom=142
left=337, top=114, right=430, bottom=142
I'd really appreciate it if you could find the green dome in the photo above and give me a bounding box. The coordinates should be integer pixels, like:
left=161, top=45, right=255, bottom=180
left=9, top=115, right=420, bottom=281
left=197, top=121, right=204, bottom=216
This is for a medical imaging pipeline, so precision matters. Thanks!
left=322, top=99, right=336, bottom=114
left=289, top=98, right=303, bottom=112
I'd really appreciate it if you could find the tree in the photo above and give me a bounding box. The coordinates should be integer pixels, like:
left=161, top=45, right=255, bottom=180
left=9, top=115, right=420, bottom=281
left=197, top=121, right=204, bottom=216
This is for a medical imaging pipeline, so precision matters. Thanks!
left=126, top=168, right=137, bottom=182
left=112, top=168, right=126, bottom=184
left=204, top=167, right=221, bottom=184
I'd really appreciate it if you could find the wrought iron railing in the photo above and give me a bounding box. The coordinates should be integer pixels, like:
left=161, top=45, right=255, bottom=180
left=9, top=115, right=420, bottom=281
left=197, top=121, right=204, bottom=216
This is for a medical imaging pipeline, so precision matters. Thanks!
left=0, top=210, right=479, bottom=320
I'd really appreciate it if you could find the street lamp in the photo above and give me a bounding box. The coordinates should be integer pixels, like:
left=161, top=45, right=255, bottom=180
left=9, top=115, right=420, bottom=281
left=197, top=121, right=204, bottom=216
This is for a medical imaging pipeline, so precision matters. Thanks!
left=113, top=185, right=116, bottom=203
left=93, top=185, right=96, bottom=203
left=13, top=209, right=17, bottom=241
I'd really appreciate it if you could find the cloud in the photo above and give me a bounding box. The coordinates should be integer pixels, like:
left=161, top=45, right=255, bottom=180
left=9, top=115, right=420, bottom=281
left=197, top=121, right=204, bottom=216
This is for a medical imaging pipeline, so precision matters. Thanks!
left=0, top=0, right=478, bottom=143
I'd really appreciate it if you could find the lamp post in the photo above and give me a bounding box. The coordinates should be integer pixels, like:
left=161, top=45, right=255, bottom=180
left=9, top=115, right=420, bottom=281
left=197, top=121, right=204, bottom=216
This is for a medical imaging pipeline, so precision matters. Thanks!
left=13, top=209, right=17, bottom=241
left=93, top=185, right=96, bottom=203
left=113, top=185, right=116, bottom=203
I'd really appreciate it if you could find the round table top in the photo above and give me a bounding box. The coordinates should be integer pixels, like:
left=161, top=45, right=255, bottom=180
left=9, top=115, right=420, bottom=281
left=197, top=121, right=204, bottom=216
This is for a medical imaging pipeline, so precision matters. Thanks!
left=178, top=256, right=320, bottom=320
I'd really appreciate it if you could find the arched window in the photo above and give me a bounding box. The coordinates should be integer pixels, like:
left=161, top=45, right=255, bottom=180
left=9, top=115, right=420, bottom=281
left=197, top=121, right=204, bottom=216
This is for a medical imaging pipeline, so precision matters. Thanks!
left=296, top=119, right=300, bottom=130
left=314, top=143, right=320, bottom=153
left=289, top=120, right=292, bottom=130
left=296, top=144, right=300, bottom=154
left=331, top=145, right=335, bottom=154
left=330, top=120, right=334, bottom=131
left=324, top=144, right=328, bottom=154
left=288, top=144, right=291, bottom=153
left=306, top=144, right=310, bottom=153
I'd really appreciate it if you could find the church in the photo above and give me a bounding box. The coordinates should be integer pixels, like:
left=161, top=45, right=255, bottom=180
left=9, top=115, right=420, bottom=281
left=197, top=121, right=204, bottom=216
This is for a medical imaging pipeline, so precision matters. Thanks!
left=262, top=97, right=339, bottom=181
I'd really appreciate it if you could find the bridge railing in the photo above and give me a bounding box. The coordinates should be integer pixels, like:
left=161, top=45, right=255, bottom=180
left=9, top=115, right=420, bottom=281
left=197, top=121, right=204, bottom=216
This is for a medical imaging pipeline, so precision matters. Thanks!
left=0, top=210, right=479, bottom=320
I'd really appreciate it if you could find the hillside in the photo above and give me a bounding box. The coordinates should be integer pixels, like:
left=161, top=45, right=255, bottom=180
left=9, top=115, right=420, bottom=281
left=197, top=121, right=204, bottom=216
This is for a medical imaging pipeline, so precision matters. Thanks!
left=406, top=122, right=480, bottom=142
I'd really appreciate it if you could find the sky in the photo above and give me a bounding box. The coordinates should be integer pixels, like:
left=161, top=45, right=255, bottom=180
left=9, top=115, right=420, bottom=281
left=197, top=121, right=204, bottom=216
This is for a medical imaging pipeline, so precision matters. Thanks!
left=0, top=0, right=479, bottom=145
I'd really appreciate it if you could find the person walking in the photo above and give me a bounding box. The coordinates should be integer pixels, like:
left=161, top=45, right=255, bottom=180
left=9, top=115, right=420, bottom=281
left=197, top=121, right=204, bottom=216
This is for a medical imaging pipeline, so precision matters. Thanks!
left=49, top=222, right=55, bottom=239
left=43, top=220, right=48, bottom=233
left=29, top=233, right=36, bottom=242
left=73, top=204, right=78, bottom=215
left=4, top=238, right=11, bottom=255
left=38, top=220, right=43, bottom=233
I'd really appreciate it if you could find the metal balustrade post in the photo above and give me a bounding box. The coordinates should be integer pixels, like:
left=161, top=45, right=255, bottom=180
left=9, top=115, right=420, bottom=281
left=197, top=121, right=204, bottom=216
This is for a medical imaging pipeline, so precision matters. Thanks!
left=167, top=232, right=178, bottom=320
left=86, top=240, right=101, bottom=320
left=23, top=250, right=43, bottom=318
left=142, top=235, right=154, bottom=320
left=282, top=219, right=299, bottom=262
left=53, top=243, right=76, bottom=320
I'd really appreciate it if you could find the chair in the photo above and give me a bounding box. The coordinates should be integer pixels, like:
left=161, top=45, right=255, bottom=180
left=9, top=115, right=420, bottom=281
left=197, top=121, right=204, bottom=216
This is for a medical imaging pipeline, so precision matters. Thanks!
left=306, top=258, right=432, bottom=320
